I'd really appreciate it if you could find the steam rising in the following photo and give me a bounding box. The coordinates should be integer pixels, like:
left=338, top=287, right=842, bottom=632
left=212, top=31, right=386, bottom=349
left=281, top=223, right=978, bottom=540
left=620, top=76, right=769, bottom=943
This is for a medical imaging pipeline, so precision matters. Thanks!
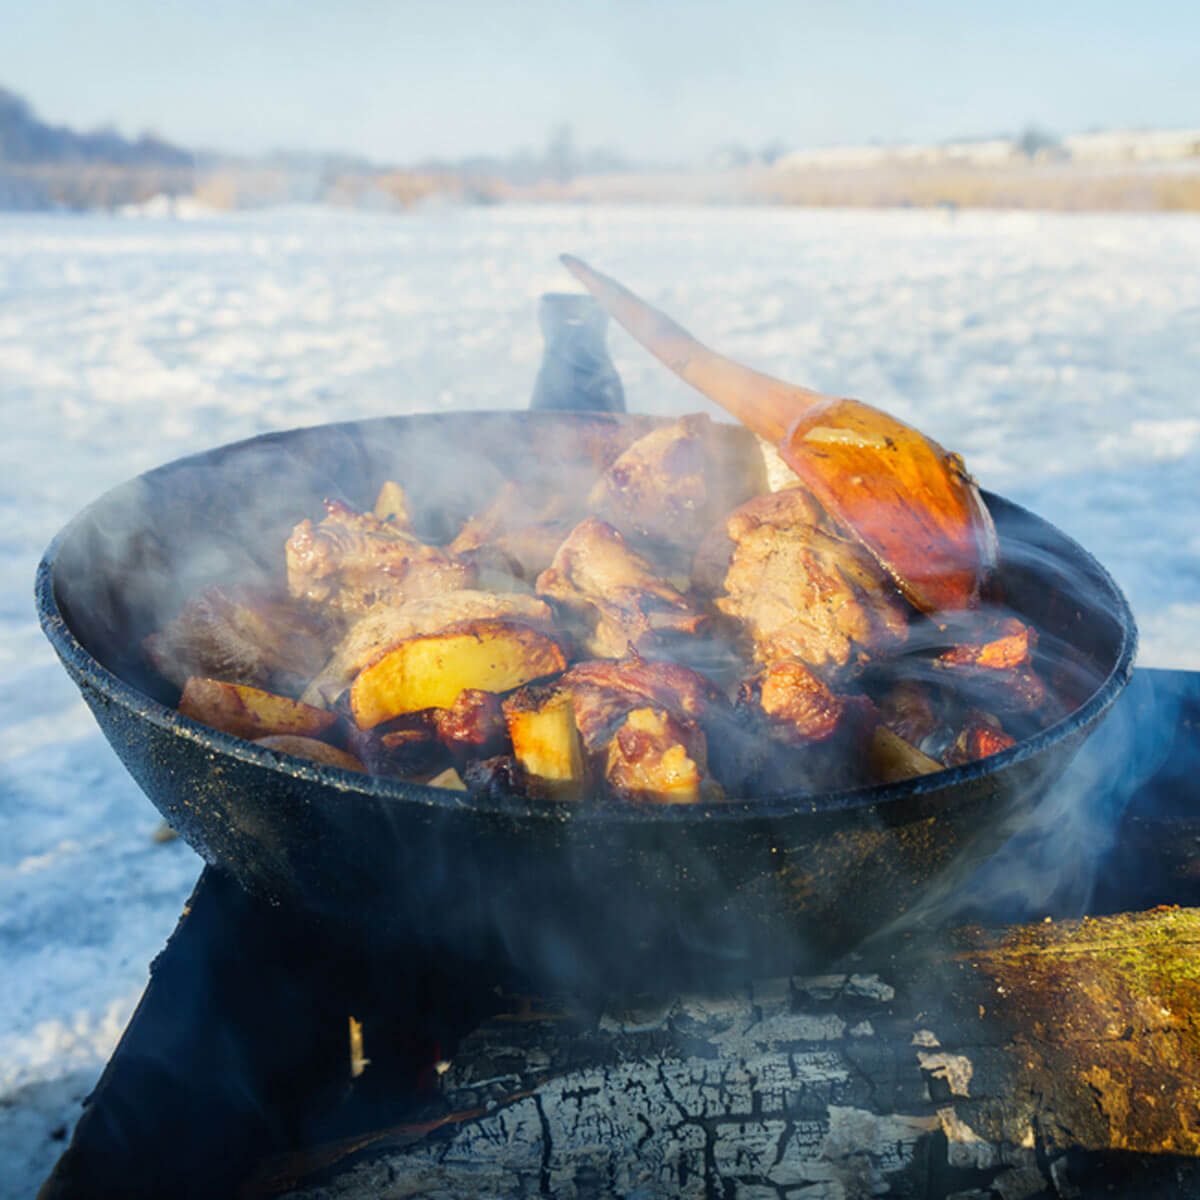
left=49, top=407, right=1133, bottom=994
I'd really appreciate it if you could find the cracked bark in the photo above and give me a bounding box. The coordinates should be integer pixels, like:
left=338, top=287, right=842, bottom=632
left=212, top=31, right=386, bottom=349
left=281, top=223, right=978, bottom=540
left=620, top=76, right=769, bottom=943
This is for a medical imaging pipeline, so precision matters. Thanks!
left=276, top=908, right=1200, bottom=1200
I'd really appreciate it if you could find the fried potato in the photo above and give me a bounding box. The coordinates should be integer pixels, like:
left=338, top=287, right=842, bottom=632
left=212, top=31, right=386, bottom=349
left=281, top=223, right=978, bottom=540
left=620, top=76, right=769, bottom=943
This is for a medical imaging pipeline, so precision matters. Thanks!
left=349, top=620, right=566, bottom=730
left=604, top=706, right=712, bottom=805
left=503, top=687, right=585, bottom=800
left=302, top=590, right=555, bottom=707
left=426, top=766, right=468, bottom=791
left=179, top=677, right=337, bottom=741
left=373, top=480, right=413, bottom=528
left=253, top=735, right=365, bottom=773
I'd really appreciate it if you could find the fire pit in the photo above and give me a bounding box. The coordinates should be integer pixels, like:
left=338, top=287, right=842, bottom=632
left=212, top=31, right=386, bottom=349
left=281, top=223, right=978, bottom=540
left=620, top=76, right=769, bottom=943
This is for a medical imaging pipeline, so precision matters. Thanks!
left=38, top=668, right=1200, bottom=1198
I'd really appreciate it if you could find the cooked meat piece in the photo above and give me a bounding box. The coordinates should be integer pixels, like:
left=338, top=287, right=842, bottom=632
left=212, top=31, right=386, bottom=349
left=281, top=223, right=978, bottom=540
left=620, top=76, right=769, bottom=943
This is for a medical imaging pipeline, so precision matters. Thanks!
left=302, top=589, right=554, bottom=706
left=933, top=617, right=1047, bottom=714
left=586, top=413, right=764, bottom=560
left=144, top=584, right=332, bottom=695
left=286, top=499, right=472, bottom=617
left=697, top=487, right=909, bottom=674
left=944, top=711, right=1017, bottom=765
left=462, top=753, right=571, bottom=805
left=345, top=711, right=445, bottom=779
left=876, top=680, right=941, bottom=748
left=536, top=517, right=707, bottom=658
left=738, top=659, right=854, bottom=746
left=449, top=482, right=577, bottom=581
left=605, top=706, right=716, bottom=805
left=431, top=689, right=508, bottom=760
left=559, top=656, right=724, bottom=753
left=938, top=617, right=1036, bottom=670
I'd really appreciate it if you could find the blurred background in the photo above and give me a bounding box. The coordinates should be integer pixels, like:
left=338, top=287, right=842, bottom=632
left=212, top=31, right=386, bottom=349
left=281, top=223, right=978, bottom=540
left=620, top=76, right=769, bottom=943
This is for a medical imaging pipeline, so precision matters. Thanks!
left=2, top=2, right=1198, bottom=1194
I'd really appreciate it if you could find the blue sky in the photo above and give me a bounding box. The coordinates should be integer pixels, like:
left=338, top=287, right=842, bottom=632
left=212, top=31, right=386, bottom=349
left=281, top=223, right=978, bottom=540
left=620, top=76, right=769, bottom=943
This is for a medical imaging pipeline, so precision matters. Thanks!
left=4, top=0, right=1199, bottom=162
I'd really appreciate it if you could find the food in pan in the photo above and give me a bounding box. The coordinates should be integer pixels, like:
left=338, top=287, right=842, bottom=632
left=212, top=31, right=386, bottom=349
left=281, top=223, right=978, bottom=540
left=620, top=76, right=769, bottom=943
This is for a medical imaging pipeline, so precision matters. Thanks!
left=146, top=263, right=1056, bottom=804
left=149, top=412, right=1051, bottom=804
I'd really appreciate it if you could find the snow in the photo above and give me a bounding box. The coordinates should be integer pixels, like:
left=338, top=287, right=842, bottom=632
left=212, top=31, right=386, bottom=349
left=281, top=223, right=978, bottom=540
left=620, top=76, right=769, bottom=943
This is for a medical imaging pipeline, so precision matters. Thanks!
left=1, top=204, right=1199, bottom=1195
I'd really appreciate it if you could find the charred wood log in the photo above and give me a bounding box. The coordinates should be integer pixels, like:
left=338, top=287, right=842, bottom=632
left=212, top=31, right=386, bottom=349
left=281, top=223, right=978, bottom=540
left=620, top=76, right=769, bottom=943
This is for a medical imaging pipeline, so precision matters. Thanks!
left=270, top=907, right=1200, bottom=1200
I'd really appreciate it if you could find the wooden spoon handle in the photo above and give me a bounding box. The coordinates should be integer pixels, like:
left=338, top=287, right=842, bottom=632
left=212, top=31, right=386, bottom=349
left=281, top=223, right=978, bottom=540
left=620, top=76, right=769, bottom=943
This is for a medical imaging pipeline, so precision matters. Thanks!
left=561, top=255, right=826, bottom=444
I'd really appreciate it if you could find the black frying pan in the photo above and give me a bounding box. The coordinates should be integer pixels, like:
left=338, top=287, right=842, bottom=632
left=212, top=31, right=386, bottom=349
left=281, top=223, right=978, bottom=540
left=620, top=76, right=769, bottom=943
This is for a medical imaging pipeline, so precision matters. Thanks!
left=36, top=410, right=1136, bottom=992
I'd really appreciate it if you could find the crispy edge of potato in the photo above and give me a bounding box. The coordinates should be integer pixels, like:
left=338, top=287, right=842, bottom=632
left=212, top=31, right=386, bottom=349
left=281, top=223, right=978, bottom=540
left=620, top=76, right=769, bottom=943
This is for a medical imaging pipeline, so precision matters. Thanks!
left=253, top=735, right=365, bottom=773
left=179, top=677, right=337, bottom=742
left=869, top=726, right=943, bottom=784
left=348, top=620, right=566, bottom=730
left=503, top=687, right=585, bottom=801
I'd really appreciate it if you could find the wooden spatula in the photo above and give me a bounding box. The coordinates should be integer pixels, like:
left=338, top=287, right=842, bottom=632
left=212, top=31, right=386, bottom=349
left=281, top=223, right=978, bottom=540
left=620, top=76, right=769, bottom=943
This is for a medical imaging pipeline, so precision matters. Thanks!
left=561, top=255, right=996, bottom=614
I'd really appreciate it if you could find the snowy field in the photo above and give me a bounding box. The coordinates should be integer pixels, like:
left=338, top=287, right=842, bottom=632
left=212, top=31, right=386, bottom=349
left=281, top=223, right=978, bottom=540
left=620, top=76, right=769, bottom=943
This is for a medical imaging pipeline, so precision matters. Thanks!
left=2, top=204, right=1200, bottom=1194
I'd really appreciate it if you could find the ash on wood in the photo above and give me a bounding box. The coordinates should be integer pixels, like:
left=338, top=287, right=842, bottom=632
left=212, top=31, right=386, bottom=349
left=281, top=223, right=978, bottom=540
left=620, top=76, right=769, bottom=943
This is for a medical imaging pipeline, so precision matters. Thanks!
left=275, top=908, right=1200, bottom=1200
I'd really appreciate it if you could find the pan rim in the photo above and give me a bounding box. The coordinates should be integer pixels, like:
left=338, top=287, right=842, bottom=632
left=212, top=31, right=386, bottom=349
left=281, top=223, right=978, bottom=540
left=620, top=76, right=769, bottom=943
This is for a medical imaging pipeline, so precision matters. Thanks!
left=35, top=409, right=1138, bottom=827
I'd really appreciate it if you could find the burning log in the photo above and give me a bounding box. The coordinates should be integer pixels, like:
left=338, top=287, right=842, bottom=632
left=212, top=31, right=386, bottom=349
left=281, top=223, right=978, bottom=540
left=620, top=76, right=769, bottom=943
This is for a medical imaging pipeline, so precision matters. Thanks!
left=271, top=907, right=1200, bottom=1200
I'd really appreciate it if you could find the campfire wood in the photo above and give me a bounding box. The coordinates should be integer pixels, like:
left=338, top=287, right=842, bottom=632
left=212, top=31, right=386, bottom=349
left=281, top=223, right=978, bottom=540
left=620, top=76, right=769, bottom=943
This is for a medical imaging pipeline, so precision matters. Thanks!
left=39, top=667, right=1200, bottom=1200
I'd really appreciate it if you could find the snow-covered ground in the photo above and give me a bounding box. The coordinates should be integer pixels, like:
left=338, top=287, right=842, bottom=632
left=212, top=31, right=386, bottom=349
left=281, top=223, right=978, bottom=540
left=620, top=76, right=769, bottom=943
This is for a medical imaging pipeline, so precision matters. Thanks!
left=2, top=204, right=1199, bottom=1195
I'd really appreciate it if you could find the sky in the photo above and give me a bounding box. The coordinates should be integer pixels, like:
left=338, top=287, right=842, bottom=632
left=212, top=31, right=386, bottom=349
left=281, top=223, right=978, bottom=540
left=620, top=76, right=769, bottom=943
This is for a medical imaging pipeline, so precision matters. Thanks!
left=3, top=0, right=1199, bottom=164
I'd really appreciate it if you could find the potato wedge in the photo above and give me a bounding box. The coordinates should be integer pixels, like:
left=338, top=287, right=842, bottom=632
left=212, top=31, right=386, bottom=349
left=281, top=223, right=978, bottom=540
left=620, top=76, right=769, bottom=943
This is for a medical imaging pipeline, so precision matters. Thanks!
left=349, top=620, right=566, bottom=730
left=503, top=687, right=585, bottom=801
left=373, top=480, right=412, bottom=527
left=179, top=677, right=337, bottom=741
left=426, top=766, right=467, bottom=791
left=869, top=726, right=942, bottom=783
left=301, top=590, right=554, bottom=708
left=605, top=706, right=711, bottom=805
left=253, top=735, right=365, bottom=773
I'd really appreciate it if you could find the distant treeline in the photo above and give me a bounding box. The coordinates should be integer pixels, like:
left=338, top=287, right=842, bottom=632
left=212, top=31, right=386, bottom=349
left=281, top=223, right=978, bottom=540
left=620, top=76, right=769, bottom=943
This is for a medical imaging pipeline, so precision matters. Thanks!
left=0, top=86, right=192, bottom=167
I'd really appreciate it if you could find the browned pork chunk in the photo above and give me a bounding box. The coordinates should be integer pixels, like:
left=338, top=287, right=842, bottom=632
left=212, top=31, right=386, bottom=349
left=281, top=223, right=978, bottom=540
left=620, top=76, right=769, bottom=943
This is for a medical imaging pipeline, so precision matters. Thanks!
left=449, top=482, right=576, bottom=582
left=536, top=517, right=707, bottom=658
left=695, top=486, right=909, bottom=674
left=944, top=711, right=1017, bottom=765
left=738, top=659, right=870, bottom=747
left=932, top=616, right=1047, bottom=714
left=586, top=413, right=764, bottom=560
left=286, top=499, right=472, bottom=617
left=876, top=679, right=941, bottom=748
left=144, top=584, right=332, bottom=695
left=559, top=655, right=725, bottom=753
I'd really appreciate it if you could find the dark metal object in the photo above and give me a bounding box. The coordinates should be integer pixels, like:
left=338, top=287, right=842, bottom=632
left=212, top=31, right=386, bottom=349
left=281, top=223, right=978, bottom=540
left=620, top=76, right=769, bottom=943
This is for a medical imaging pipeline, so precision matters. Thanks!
left=42, top=669, right=1199, bottom=1200
left=36, top=410, right=1136, bottom=990
left=530, top=293, right=625, bottom=412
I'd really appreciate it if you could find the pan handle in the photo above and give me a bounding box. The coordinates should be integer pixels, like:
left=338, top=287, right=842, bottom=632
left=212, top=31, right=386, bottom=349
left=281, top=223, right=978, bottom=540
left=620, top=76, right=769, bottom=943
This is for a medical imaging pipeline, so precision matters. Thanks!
left=530, top=293, right=625, bottom=413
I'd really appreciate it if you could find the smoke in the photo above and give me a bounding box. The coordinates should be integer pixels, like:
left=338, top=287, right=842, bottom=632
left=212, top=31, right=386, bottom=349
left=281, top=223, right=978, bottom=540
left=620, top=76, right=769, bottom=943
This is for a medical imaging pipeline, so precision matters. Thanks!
left=45, top=397, right=1141, bottom=999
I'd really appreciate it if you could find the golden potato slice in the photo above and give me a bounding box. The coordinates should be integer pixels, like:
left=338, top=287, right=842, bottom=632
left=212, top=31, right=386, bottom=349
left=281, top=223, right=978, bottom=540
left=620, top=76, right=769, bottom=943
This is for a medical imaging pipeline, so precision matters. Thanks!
left=253, top=735, right=365, bottom=773
left=503, top=688, right=585, bottom=801
left=179, top=677, right=337, bottom=741
left=301, top=590, right=554, bottom=708
left=373, top=480, right=412, bottom=527
left=426, top=766, right=467, bottom=791
left=349, top=620, right=566, bottom=731
left=605, top=706, right=710, bottom=805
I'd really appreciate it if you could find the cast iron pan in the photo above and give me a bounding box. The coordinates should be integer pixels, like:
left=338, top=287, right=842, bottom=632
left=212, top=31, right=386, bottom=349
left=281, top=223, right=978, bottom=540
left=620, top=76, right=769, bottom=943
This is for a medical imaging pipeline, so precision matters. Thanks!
left=36, top=410, right=1136, bottom=992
